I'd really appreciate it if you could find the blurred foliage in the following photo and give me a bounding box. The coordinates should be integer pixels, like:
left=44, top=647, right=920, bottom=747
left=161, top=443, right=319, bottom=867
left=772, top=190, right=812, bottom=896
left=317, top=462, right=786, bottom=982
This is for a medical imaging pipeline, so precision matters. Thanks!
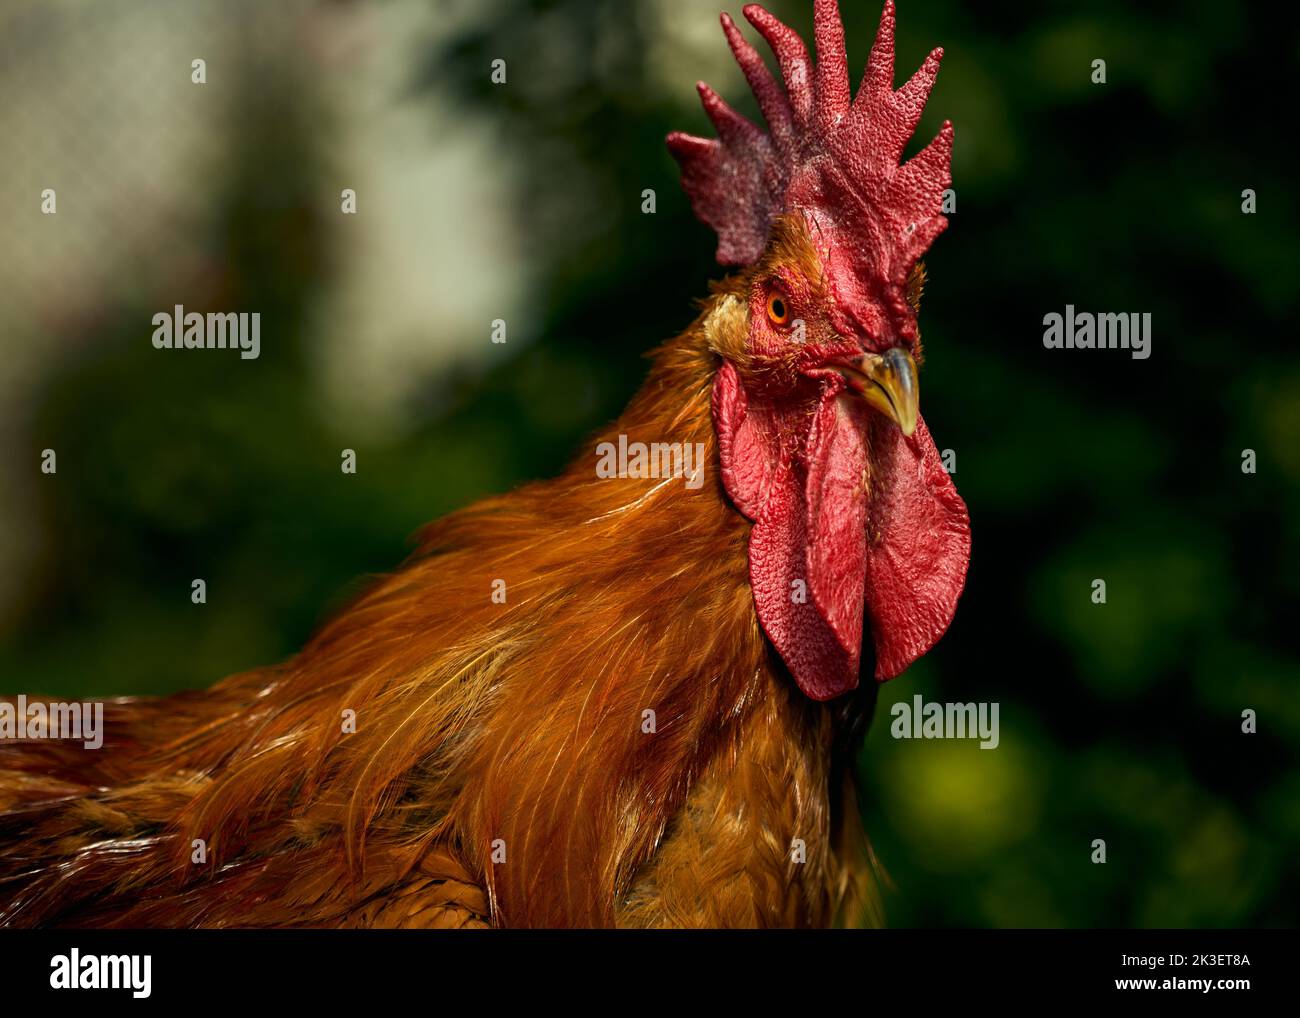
left=2, top=0, right=1297, bottom=927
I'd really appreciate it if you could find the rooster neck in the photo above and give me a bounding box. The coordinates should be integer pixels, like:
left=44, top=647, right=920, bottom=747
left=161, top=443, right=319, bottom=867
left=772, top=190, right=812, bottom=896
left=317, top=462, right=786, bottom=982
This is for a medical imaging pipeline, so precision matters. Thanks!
left=437, top=296, right=863, bottom=927
left=429, top=288, right=880, bottom=926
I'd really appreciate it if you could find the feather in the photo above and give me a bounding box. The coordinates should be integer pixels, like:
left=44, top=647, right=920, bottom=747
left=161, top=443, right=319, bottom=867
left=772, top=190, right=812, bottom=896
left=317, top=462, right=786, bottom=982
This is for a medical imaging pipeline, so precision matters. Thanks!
left=0, top=265, right=878, bottom=928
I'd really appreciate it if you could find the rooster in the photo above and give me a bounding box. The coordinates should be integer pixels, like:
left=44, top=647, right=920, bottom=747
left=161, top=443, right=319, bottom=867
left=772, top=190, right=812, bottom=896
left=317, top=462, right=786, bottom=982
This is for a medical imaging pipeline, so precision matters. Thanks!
left=0, top=0, right=968, bottom=929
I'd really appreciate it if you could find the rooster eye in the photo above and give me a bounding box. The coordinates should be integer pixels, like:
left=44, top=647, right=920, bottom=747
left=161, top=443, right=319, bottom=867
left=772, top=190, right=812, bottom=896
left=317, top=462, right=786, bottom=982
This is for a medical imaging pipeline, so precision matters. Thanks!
left=766, top=293, right=789, bottom=326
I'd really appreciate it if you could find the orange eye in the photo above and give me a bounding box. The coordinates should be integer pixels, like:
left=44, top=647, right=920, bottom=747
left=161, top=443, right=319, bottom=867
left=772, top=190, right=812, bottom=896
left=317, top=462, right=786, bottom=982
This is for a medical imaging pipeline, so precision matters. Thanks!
left=766, top=293, right=789, bottom=326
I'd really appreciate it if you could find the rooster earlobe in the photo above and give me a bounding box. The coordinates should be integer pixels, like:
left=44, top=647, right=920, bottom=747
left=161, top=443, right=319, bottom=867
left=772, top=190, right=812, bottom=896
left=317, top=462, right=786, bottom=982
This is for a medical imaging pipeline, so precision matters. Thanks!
left=712, top=359, right=776, bottom=520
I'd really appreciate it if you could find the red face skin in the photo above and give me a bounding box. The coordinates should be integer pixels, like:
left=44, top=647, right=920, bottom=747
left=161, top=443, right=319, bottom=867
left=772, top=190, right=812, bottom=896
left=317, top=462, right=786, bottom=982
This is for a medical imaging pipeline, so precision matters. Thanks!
left=712, top=221, right=970, bottom=701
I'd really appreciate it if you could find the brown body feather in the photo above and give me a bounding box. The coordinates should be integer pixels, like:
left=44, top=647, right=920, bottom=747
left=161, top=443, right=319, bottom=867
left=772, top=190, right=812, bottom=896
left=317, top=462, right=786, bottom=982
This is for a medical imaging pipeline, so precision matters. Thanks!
left=0, top=256, right=880, bottom=928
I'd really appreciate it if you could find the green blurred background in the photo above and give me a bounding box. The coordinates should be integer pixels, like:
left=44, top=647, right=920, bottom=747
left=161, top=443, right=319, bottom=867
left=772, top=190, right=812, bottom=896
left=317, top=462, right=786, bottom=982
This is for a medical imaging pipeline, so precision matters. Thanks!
left=1, top=0, right=1296, bottom=927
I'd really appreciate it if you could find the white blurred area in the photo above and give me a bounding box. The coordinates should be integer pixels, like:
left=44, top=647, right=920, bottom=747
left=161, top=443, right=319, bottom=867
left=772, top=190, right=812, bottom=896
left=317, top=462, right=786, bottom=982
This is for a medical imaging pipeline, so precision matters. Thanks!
left=311, top=0, right=530, bottom=433
left=0, top=0, right=529, bottom=613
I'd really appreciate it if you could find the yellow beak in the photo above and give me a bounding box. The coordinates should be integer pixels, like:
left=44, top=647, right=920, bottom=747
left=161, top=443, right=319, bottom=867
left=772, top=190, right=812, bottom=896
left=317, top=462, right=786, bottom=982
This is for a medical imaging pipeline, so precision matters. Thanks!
left=834, top=347, right=919, bottom=437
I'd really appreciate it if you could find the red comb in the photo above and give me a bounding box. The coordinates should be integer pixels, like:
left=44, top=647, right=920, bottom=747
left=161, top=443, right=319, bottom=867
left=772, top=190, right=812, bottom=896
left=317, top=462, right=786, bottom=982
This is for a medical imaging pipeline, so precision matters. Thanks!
left=667, top=0, right=951, bottom=337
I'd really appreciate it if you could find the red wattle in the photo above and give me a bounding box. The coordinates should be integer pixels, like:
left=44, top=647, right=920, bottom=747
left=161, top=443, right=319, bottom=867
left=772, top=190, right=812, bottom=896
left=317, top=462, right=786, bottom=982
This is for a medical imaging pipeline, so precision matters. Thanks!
left=862, top=414, right=970, bottom=680
left=713, top=363, right=970, bottom=697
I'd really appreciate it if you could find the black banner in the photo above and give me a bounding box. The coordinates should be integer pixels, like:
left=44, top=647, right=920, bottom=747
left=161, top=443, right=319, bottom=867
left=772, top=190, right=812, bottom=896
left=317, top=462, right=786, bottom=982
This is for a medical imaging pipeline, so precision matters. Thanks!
left=0, top=929, right=1290, bottom=1006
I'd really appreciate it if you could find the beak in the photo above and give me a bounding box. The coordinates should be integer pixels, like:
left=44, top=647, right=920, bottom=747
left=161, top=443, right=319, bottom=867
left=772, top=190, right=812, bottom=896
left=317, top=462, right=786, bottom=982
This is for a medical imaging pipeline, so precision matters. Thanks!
left=833, top=346, right=919, bottom=437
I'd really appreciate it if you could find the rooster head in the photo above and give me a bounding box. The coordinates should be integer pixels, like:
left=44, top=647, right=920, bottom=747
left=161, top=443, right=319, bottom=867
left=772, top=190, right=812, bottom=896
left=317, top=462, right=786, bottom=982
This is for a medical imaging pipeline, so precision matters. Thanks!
left=668, top=0, right=970, bottom=700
